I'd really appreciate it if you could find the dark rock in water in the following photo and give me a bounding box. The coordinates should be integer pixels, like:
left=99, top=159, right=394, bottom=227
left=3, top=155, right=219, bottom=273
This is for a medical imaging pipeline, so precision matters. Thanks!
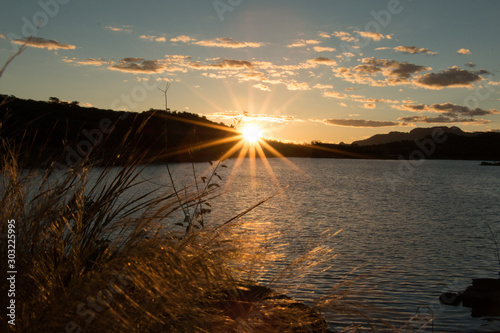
left=480, top=161, right=500, bottom=166
left=439, top=292, right=462, bottom=306
left=462, top=278, right=500, bottom=308
left=441, top=278, right=500, bottom=318
left=219, top=281, right=334, bottom=333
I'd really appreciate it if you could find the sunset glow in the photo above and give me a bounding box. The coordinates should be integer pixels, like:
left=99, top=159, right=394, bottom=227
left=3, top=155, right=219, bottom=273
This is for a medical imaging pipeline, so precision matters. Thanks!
left=242, top=124, right=262, bottom=143
left=1, top=1, right=498, bottom=144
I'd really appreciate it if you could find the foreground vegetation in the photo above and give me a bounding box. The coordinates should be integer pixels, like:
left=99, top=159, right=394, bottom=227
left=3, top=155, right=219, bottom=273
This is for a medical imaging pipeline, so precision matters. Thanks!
left=0, top=137, right=338, bottom=332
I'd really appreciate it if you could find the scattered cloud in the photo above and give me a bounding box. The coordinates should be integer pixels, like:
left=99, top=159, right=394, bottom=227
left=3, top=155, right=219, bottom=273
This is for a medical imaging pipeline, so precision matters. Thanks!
left=355, top=98, right=399, bottom=104
left=457, top=48, right=471, bottom=55
left=202, top=73, right=227, bottom=79
left=140, top=35, right=166, bottom=42
left=395, top=102, right=499, bottom=117
left=313, top=46, right=336, bottom=52
left=323, top=91, right=349, bottom=99
left=331, top=31, right=357, bottom=42
left=464, top=62, right=476, bottom=68
left=393, top=45, right=437, bottom=55
left=398, top=115, right=489, bottom=124
left=335, top=58, right=430, bottom=87
left=286, top=81, right=310, bottom=90
left=363, top=103, right=376, bottom=109
left=0, top=34, right=5, bottom=39
left=208, top=111, right=303, bottom=124
left=105, top=25, right=132, bottom=33
left=169, top=35, right=264, bottom=48
left=413, top=66, right=487, bottom=89
left=190, top=58, right=254, bottom=70
left=354, top=31, right=392, bottom=41
left=308, top=57, right=337, bottom=66
left=109, top=58, right=168, bottom=74
left=313, top=84, right=333, bottom=90
left=194, top=37, right=265, bottom=48
left=287, top=39, right=321, bottom=48
left=318, top=32, right=331, bottom=38
left=63, top=57, right=109, bottom=66
left=12, top=37, right=76, bottom=50
left=253, top=83, right=271, bottom=91
left=324, top=118, right=400, bottom=127
left=170, top=35, right=195, bottom=43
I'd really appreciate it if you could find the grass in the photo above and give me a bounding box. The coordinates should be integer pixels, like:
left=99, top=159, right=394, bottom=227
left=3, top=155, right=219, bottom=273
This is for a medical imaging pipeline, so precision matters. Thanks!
left=0, top=131, right=338, bottom=332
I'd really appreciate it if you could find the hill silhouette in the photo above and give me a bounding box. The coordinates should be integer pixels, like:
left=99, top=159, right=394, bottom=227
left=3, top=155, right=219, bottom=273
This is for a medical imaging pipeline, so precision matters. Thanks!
left=352, top=126, right=472, bottom=146
left=1, top=95, right=499, bottom=167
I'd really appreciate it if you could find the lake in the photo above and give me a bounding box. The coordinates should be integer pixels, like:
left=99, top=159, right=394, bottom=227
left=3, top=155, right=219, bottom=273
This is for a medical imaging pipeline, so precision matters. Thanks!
left=139, top=157, right=500, bottom=331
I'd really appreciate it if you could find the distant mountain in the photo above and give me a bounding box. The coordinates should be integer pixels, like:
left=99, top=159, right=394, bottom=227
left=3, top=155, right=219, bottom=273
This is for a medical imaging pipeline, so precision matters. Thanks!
left=352, top=126, right=472, bottom=146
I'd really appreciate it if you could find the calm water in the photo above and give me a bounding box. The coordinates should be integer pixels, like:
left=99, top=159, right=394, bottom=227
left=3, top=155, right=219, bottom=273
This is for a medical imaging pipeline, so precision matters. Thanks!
left=142, top=158, right=500, bottom=331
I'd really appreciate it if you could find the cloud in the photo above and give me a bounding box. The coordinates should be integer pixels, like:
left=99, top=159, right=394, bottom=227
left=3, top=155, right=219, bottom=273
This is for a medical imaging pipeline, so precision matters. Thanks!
left=355, top=98, right=399, bottom=104
left=354, top=31, right=392, bottom=41
left=170, top=35, right=195, bottom=43
left=313, top=84, right=333, bottom=90
left=190, top=58, right=254, bottom=70
left=362, top=58, right=430, bottom=80
left=253, top=83, right=271, bottom=91
left=413, top=66, right=486, bottom=89
left=109, top=58, right=168, bottom=74
left=314, top=46, right=336, bottom=52
left=335, top=58, right=430, bottom=87
left=318, top=32, right=331, bottom=38
left=12, top=37, right=76, bottom=50
left=0, top=34, right=5, bottom=39
left=208, top=111, right=303, bottom=124
left=168, top=35, right=264, bottom=48
left=140, top=35, right=166, bottom=42
left=324, top=118, right=400, bottom=127
left=286, top=82, right=310, bottom=90
left=323, top=91, right=349, bottom=99
left=398, top=115, right=489, bottom=124
left=395, top=103, right=499, bottom=117
left=194, top=37, right=265, bottom=48
left=331, top=31, right=357, bottom=42
left=287, top=39, right=321, bottom=48
left=63, top=57, right=109, bottom=66
left=464, top=62, right=476, bottom=68
left=457, top=48, right=471, bottom=55
left=394, top=45, right=437, bottom=55
left=363, top=103, right=376, bottom=109
left=105, top=25, right=132, bottom=33
left=202, top=73, right=227, bottom=79
left=309, top=57, right=337, bottom=66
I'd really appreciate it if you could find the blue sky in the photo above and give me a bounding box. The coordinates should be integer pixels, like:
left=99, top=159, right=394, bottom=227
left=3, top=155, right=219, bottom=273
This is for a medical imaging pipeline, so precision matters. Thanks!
left=1, top=0, right=499, bottom=143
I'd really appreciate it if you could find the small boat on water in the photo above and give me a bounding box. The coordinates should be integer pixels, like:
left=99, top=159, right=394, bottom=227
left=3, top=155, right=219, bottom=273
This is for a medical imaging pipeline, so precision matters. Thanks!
left=480, top=161, right=500, bottom=166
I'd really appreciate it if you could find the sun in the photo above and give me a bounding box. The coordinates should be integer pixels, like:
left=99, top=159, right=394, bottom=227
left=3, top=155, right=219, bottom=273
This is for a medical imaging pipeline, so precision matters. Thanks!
left=242, top=124, right=262, bottom=143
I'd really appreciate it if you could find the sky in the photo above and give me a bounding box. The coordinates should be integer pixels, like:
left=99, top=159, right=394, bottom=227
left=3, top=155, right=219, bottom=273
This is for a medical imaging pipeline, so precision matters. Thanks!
left=1, top=0, right=499, bottom=143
